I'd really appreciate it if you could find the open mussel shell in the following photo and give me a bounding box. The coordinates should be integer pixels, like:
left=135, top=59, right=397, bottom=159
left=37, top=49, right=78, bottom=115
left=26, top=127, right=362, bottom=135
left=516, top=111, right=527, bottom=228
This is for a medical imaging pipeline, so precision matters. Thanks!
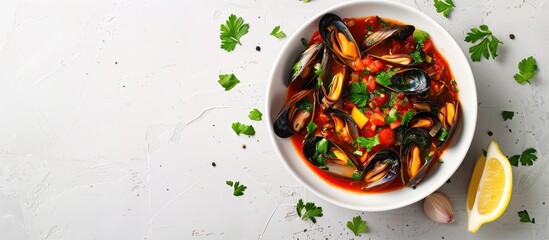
left=369, top=49, right=424, bottom=67
left=400, top=128, right=433, bottom=187
left=319, top=13, right=361, bottom=68
left=273, top=89, right=316, bottom=138
left=287, top=42, right=324, bottom=88
left=407, top=111, right=443, bottom=138
left=303, top=136, right=362, bottom=179
left=382, top=68, right=430, bottom=95
left=318, top=65, right=347, bottom=108
left=363, top=25, right=415, bottom=52
left=361, top=149, right=401, bottom=190
left=436, top=101, right=459, bottom=148
left=324, top=108, right=360, bottom=144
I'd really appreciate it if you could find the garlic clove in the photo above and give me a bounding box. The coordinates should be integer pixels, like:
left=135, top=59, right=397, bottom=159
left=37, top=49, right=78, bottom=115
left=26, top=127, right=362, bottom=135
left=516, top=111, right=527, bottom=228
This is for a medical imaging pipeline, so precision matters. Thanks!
left=423, top=192, right=454, bottom=224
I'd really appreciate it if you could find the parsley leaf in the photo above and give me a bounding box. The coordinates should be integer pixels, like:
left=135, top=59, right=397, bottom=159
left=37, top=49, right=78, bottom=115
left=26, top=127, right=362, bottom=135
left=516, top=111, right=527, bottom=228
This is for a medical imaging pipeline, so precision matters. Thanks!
left=518, top=210, right=535, bottom=223
left=347, top=215, right=368, bottom=236
left=301, top=38, right=310, bottom=48
left=501, top=111, right=514, bottom=121
left=377, top=16, right=390, bottom=27
left=306, top=122, right=317, bottom=136
left=356, top=135, right=380, bottom=152
left=270, top=26, right=287, bottom=39
left=464, top=25, right=502, bottom=62
left=508, top=154, right=519, bottom=167
left=296, top=97, right=313, bottom=112
left=248, top=108, right=263, bottom=121
left=296, top=199, right=323, bottom=223
left=410, top=50, right=424, bottom=63
left=314, top=63, right=322, bottom=76
left=401, top=110, right=415, bottom=126
left=220, top=14, right=250, bottom=52
left=520, top=148, right=537, bottom=166
left=438, top=127, right=449, bottom=142
left=514, top=56, right=538, bottom=84
left=232, top=122, right=256, bottom=136
left=413, top=29, right=430, bottom=46
left=218, top=74, right=240, bottom=91
left=376, top=68, right=398, bottom=86
left=349, top=82, right=369, bottom=108
left=226, top=180, right=247, bottom=196
left=385, top=108, right=398, bottom=124
left=434, top=0, right=455, bottom=18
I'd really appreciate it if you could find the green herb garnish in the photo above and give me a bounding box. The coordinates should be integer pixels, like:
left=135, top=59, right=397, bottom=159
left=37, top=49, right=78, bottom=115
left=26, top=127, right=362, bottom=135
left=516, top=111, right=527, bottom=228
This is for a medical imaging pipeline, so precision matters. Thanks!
left=296, top=97, right=313, bottom=112
left=306, top=122, right=317, bottom=136
left=356, top=135, right=380, bottom=152
left=226, top=180, right=247, bottom=196
left=413, top=29, right=430, bottom=46
left=401, top=110, right=415, bottom=126
left=349, top=82, right=369, bottom=108
left=301, top=38, right=310, bottom=48
left=218, top=74, right=241, bottom=91
left=465, top=25, right=502, bottom=62
left=270, top=26, right=286, bottom=39
left=514, top=56, right=538, bottom=84
left=434, top=0, right=455, bottom=18
left=296, top=199, right=323, bottom=223
left=231, top=122, right=256, bottom=136
left=248, top=108, right=263, bottom=121
left=376, top=68, right=398, bottom=86
left=410, top=50, right=424, bottom=63
left=509, top=148, right=537, bottom=167
left=220, top=14, right=250, bottom=52
left=347, top=215, right=368, bottom=236
left=518, top=210, right=535, bottom=223
left=377, top=16, right=390, bottom=27
left=385, top=108, right=399, bottom=124
left=501, top=111, right=514, bottom=121
left=438, top=127, right=449, bottom=142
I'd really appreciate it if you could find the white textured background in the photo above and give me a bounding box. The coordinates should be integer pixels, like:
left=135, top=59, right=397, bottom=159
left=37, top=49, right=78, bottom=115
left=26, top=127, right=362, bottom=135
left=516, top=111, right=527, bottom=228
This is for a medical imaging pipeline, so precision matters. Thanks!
left=0, top=0, right=547, bottom=239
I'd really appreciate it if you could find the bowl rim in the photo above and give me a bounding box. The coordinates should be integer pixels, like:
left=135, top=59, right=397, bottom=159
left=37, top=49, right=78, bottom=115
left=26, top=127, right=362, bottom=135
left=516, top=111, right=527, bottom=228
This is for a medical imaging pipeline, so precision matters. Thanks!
left=265, top=0, right=477, bottom=211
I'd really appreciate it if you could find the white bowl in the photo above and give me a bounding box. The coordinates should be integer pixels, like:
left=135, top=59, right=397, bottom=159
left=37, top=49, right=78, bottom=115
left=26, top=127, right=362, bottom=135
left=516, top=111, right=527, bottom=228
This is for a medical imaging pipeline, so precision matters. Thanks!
left=265, top=0, right=477, bottom=211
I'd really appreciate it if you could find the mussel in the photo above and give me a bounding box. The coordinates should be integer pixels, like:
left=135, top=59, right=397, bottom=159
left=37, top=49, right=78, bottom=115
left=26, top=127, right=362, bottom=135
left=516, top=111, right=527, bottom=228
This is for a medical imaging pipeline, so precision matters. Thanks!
left=400, top=128, right=434, bottom=187
left=273, top=89, right=316, bottom=138
left=319, top=66, right=347, bottom=108
left=362, top=25, right=415, bottom=52
left=361, top=149, right=401, bottom=190
left=436, top=101, right=459, bottom=148
left=380, top=68, right=430, bottom=95
left=324, top=108, right=360, bottom=144
left=407, top=111, right=443, bottom=138
left=303, top=136, right=362, bottom=179
left=287, top=42, right=324, bottom=88
left=319, top=13, right=362, bottom=68
left=369, top=49, right=425, bottom=67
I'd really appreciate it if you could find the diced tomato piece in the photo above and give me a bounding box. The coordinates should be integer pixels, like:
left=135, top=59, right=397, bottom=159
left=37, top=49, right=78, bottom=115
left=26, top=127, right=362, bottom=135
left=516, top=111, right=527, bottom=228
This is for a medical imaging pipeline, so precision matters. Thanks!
left=368, top=60, right=385, bottom=73
left=353, top=58, right=364, bottom=72
left=371, top=93, right=389, bottom=107
left=362, top=56, right=373, bottom=68
left=403, top=34, right=416, bottom=53
left=317, top=111, right=330, bottom=123
left=389, top=119, right=401, bottom=129
left=310, top=31, right=323, bottom=45
left=360, top=121, right=377, bottom=138
left=370, top=113, right=385, bottom=126
left=364, top=16, right=379, bottom=29
left=390, top=38, right=401, bottom=54
left=379, top=128, right=396, bottom=147
left=343, top=100, right=355, bottom=110
left=422, top=38, right=433, bottom=53
left=364, top=75, right=377, bottom=92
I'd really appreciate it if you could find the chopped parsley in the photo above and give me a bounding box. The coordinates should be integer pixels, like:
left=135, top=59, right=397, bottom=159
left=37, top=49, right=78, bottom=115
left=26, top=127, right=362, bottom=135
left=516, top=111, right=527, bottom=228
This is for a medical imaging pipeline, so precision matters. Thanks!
left=349, top=82, right=369, bottom=108
left=410, top=50, right=424, bottom=63
left=351, top=171, right=362, bottom=180
left=296, top=199, right=323, bottom=223
left=385, top=108, right=399, bottom=124
left=226, top=180, right=247, bottom=196
left=220, top=14, right=250, bottom=52
left=434, top=0, right=455, bottom=18
left=301, top=37, right=310, bottom=48
left=347, top=215, right=368, bottom=236
left=438, top=127, right=449, bottom=142
left=518, top=210, right=535, bottom=223
left=501, top=111, right=514, bottom=121
left=508, top=148, right=537, bottom=167
left=306, top=122, right=317, bottom=136
left=231, top=122, right=256, bottom=136
left=514, top=56, right=538, bottom=84
left=248, top=108, right=263, bottom=121
left=218, top=74, right=240, bottom=91
left=376, top=68, right=398, bottom=86
left=314, top=63, right=322, bottom=76
left=356, top=135, right=380, bottom=152
left=377, top=16, right=390, bottom=27
left=413, top=29, right=430, bottom=46
left=296, top=97, right=313, bottom=112
left=270, top=25, right=286, bottom=39
left=401, top=110, right=415, bottom=126
left=464, top=25, right=502, bottom=62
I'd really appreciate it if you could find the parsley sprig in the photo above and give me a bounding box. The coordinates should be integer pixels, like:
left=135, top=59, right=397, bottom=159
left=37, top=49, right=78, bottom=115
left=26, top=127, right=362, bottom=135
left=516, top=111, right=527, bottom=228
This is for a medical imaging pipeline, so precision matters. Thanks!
left=218, top=74, right=240, bottom=91
left=464, top=25, right=502, bottom=62
left=376, top=68, right=398, bottom=86
left=514, top=56, right=538, bottom=84
left=349, top=82, right=369, bottom=108
left=296, top=199, right=323, bottom=223
left=347, top=215, right=368, bottom=236
left=501, top=111, right=514, bottom=121
left=434, top=0, right=455, bottom=18
left=248, top=108, right=263, bottom=121
left=220, top=14, right=250, bottom=52
left=518, top=210, right=535, bottom=223
left=226, top=180, right=247, bottom=196
left=508, top=148, right=537, bottom=167
left=356, top=135, right=380, bottom=152
left=232, top=122, right=256, bottom=136
left=270, top=26, right=287, bottom=39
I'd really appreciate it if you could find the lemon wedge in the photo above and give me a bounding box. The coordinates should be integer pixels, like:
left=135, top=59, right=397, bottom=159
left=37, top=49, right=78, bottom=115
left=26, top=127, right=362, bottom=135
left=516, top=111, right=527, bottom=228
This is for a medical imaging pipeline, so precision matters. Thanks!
left=467, top=141, right=513, bottom=233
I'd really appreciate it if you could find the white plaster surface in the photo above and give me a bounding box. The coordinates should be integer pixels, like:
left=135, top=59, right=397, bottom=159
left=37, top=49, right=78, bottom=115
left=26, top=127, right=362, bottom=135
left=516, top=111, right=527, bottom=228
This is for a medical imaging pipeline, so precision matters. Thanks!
left=0, top=0, right=547, bottom=239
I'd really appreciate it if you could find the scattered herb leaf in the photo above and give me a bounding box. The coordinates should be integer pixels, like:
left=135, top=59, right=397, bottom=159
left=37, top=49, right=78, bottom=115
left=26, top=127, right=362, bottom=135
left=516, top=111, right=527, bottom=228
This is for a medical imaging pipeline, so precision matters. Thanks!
left=226, top=180, right=247, bottom=196
left=377, top=16, right=390, bottom=27
left=349, top=82, right=369, bottom=108
left=514, top=56, right=538, bottom=84
left=356, top=135, right=380, bottom=152
left=413, top=29, right=430, bottom=46
left=347, top=215, right=368, bottom=236
left=434, top=0, right=455, bottom=18
left=306, top=122, right=317, bottom=136
left=518, top=210, right=535, bottom=223
left=438, top=127, right=449, bottom=142
left=401, top=110, right=415, bottom=126
left=501, top=111, right=514, bottom=121
left=410, top=50, right=424, bottom=63
left=314, top=63, right=322, bottom=76
left=376, top=68, right=398, bottom=86
left=301, top=38, right=310, bottom=48
left=270, top=26, right=287, bottom=39
left=385, top=108, right=399, bottom=124
left=296, top=97, right=313, bottom=112
left=296, top=199, right=323, bottom=223
left=232, top=122, right=256, bottom=136
left=464, top=25, right=502, bottom=62
left=508, top=154, right=519, bottom=167
left=218, top=74, right=240, bottom=91
left=220, top=14, right=250, bottom=52
left=248, top=108, right=263, bottom=121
